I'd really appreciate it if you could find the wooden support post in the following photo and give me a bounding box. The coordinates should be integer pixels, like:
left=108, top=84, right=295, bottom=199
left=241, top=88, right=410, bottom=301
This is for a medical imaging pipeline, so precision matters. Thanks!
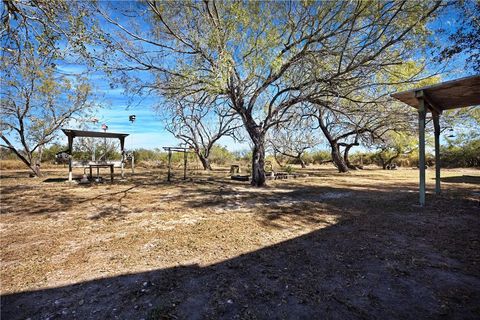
left=68, top=157, right=73, bottom=182
left=167, top=149, right=172, bottom=182
left=67, top=134, right=74, bottom=182
left=120, top=137, right=125, bottom=179
left=433, top=112, right=441, bottom=194
left=417, top=95, right=427, bottom=206
left=183, top=151, right=187, bottom=180
left=131, top=154, right=135, bottom=174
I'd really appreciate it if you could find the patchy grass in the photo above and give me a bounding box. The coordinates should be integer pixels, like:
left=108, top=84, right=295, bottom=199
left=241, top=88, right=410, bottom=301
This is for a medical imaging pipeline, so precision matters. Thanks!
left=1, top=166, right=479, bottom=319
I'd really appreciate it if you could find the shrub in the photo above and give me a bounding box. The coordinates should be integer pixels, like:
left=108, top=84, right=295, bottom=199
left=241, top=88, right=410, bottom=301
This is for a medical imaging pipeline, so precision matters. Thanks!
left=284, top=165, right=294, bottom=173
left=209, top=145, right=235, bottom=166
left=310, top=150, right=331, bottom=164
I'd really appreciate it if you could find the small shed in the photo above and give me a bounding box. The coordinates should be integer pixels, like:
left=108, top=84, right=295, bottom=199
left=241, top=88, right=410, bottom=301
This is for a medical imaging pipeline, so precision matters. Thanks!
left=391, top=75, right=480, bottom=206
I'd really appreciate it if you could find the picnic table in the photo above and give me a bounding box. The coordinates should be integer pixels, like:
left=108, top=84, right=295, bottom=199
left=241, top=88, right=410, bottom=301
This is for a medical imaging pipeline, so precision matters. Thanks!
left=89, top=163, right=114, bottom=182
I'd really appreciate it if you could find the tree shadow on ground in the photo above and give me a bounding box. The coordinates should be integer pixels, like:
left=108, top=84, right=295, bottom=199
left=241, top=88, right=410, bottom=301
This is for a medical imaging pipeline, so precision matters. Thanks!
left=2, top=171, right=479, bottom=319
left=1, top=188, right=479, bottom=319
left=156, top=178, right=478, bottom=229
left=440, top=175, right=480, bottom=185
left=0, top=178, right=140, bottom=218
left=0, top=184, right=77, bottom=216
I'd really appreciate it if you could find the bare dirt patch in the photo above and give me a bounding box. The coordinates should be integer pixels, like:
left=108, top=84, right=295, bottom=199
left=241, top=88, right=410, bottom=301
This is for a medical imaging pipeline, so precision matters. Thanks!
left=1, top=166, right=479, bottom=319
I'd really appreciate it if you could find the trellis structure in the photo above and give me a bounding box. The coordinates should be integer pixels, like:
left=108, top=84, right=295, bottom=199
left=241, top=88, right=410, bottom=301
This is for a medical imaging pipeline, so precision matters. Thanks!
left=391, top=75, right=480, bottom=206
left=162, top=146, right=192, bottom=181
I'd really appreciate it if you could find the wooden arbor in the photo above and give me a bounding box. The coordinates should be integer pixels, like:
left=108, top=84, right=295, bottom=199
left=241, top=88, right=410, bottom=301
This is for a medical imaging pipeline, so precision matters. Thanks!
left=62, top=129, right=129, bottom=182
left=391, top=75, right=480, bottom=206
left=162, top=147, right=192, bottom=182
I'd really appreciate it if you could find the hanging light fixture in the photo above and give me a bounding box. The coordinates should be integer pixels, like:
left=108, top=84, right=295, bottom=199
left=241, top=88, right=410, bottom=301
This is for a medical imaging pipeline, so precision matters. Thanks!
left=446, top=128, right=455, bottom=138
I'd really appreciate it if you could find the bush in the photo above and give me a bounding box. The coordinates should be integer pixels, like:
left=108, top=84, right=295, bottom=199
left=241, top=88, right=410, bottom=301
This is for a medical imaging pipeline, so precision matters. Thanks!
left=441, top=139, right=480, bottom=167
left=209, top=145, right=235, bottom=166
left=233, top=149, right=252, bottom=162
left=0, top=148, right=19, bottom=160
left=284, top=165, right=294, bottom=173
left=133, top=148, right=163, bottom=162
left=309, top=150, right=331, bottom=164
left=41, top=144, right=66, bottom=162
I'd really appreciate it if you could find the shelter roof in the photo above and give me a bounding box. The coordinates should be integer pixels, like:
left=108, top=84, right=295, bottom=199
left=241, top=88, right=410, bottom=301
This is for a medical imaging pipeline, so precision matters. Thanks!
left=62, top=129, right=129, bottom=139
left=391, top=75, right=480, bottom=111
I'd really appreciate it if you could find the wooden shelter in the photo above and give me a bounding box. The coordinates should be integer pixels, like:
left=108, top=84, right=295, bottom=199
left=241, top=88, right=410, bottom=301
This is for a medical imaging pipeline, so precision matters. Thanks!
left=391, top=75, right=480, bottom=206
left=62, top=129, right=129, bottom=182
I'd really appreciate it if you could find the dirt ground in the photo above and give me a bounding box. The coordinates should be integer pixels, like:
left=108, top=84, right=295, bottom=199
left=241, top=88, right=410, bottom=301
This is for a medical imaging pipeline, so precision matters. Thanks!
left=1, top=166, right=479, bottom=319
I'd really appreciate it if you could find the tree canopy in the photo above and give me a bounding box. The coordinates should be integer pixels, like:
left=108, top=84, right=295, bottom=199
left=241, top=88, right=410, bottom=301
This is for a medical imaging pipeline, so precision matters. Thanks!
left=78, top=0, right=442, bottom=185
left=1, top=0, right=94, bottom=176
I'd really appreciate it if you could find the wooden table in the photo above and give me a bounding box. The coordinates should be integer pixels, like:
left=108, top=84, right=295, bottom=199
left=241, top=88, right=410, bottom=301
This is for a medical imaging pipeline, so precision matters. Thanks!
left=89, top=164, right=114, bottom=182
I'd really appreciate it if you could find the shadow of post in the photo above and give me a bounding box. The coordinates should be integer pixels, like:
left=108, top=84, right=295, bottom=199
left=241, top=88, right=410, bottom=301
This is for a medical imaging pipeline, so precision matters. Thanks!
left=440, top=175, right=480, bottom=185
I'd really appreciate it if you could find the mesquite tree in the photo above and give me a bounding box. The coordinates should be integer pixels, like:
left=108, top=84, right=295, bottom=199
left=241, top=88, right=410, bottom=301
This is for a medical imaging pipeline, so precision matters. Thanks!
left=267, top=115, right=318, bottom=168
left=160, top=94, right=241, bottom=170
left=0, top=0, right=93, bottom=176
left=303, top=58, right=439, bottom=172
left=374, top=132, right=417, bottom=169
left=306, top=98, right=415, bottom=172
left=435, top=0, right=480, bottom=72
left=0, top=52, right=92, bottom=176
left=78, top=1, right=440, bottom=186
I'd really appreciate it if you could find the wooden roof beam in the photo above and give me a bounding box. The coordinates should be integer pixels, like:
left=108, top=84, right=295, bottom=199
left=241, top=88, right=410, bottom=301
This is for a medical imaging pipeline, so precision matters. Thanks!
left=414, top=90, right=442, bottom=115
left=423, top=93, right=443, bottom=115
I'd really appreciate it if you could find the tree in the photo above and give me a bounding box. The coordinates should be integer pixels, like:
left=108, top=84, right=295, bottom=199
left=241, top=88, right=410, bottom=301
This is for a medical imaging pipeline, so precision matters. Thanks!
left=305, top=97, right=413, bottom=172
left=82, top=1, right=441, bottom=186
left=267, top=115, right=318, bottom=168
left=1, top=0, right=92, bottom=59
left=436, top=0, right=480, bottom=72
left=374, top=132, right=417, bottom=169
left=159, top=94, right=241, bottom=170
left=306, top=57, right=442, bottom=172
left=441, top=135, right=480, bottom=168
left=1, top=0, right=93, bottom=176
left=0, top=51, right=92, bottom=176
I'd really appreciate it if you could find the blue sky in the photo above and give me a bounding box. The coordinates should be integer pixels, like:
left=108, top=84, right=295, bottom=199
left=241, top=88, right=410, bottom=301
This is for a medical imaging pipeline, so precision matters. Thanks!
left=56, top=62, right=250, bottom=151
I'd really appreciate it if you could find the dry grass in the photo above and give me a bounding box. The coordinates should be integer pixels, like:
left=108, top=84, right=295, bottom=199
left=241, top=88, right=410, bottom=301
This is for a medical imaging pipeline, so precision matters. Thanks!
left=0, top=160, right=62, bottom=170
left=1, top=166, right=479, bottom=319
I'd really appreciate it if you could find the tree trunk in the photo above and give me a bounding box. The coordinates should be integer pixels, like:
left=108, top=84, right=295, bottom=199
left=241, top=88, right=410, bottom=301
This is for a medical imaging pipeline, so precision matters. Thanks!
left=385, top=154, right=400, bottom=169
left=378, top=151, right=400, bottom=169
left=1, top=136, right=42, bottom=177
left=331, top=143, right=349, bottom=173
left=298, top=156, right=306, bottom=168
left=241, top=116, right=266, bottom=186
left=273, top=151, right=283, bottom=168
left=343, top=144, right=357, bottom=170
left=251, top=139, right=266, bottom=186
left=316, top=109, right=349, bottom=173
left=29, top=163, right=42, bottom=177
left=32, top=148, right=44, bottom=177
left=198, top=154, right=212, bottom=170
left=376, top=154, right=388, bottom=169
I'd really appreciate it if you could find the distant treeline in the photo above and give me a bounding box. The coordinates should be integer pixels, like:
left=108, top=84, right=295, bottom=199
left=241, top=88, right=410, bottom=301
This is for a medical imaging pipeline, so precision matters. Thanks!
left=1, top=139, right=479, bottom=169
